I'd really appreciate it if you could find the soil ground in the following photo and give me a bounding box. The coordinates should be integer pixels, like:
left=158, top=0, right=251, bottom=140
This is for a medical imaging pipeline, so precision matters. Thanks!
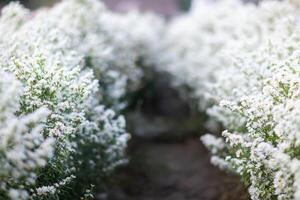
left=98, top=138, right=250, bottom=200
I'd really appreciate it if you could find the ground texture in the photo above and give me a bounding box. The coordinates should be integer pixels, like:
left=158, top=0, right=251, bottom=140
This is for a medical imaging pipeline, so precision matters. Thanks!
left=98, top=138, right=250, bottom=200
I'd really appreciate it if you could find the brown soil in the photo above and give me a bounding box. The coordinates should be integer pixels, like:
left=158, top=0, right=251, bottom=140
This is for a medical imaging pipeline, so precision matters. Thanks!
left=98, top=138, right=250, bottom=200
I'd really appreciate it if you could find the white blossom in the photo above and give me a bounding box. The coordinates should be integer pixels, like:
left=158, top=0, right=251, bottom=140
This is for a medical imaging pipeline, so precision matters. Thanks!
left=0, top=70, right=54, bottom=200
left=198, top=1, right=300, bottom=199
left=0, top=1, right=131, bottom=199
left=34, top=0, right=164, bottom=111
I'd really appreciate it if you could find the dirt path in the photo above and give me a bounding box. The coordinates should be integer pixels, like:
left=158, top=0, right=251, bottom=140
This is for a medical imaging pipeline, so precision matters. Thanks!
left=99, top=139, right=250, bottom=200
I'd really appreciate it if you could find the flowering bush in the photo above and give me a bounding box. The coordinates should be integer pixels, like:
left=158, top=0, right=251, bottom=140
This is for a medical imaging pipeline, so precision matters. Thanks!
left=198, top=0, right=300, bottom=199
left=0, top=2, right=133, bottom=199
left=156, top=0, right=300, bottom=198
left=0, top=0, right=164, bottom=199
left=33, top=0, right=164, bottom=111
left=0, top=70, right=55, bottom=200
left=160, top=0, right=258, bottom=110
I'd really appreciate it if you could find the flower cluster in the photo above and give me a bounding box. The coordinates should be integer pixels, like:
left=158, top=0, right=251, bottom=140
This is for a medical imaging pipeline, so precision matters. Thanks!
left=0, top=1, right=162, bottom=199
left=160, top=0, right=261, bottom=110
left=156, top=0, right=300, bottom=198
left=33, top=0, right=164, bottom=111
left=0, top=0, right=163, bottom=199
left=0, top=70, right=55, bottom=200
left=194, top=0, right=300, bottom=199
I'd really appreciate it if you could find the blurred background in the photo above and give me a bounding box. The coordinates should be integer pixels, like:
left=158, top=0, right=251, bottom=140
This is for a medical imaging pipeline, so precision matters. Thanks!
left=0, top=0, right=260, bottom=12
left=0, top=0, right=192, bottom=15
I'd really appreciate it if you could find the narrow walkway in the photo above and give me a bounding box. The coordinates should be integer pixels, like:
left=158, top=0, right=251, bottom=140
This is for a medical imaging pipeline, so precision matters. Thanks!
left=101, top=139, right=250, bottom=200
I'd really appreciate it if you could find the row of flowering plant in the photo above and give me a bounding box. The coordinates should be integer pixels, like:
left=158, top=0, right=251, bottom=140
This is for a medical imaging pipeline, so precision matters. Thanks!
left=0, top=0, right=163, bottom=199
left=202, top=1, right=300, bottom=199
left=162, top=0, right=300, bottom=199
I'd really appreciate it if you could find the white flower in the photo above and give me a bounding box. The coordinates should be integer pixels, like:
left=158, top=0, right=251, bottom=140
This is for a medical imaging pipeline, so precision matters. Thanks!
left=0, top=70, right=55, bottom=199
left=34, top=0, right=163, bottom=111
left=0, top=1, right=131, bottom=199
left=193, top=0, right=300, bottom=199
left=201, top=134, right=225, bottom=154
